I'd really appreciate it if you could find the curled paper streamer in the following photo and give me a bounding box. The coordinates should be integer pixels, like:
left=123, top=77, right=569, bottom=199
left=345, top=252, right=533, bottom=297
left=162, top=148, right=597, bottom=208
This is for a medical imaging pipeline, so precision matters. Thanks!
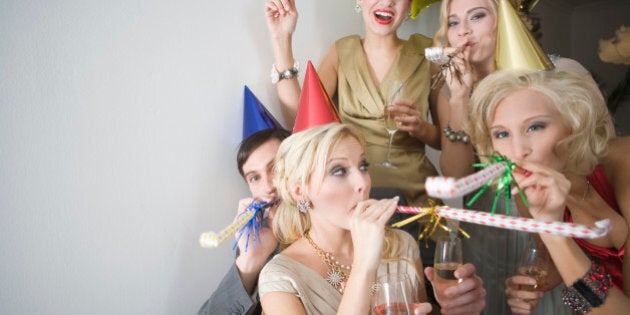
left=426, top=46, right=465, bottom=89
left=392, top=200, right=470, bottom=243
left=425, top=47, right=451, bottom=65
left=426, top=156, right=528, bottom=215
left=199, top=201, right=272, bottom=250
left=425, top=162, right=508, bottom=198
left=398, top=206, right=611, bottom=239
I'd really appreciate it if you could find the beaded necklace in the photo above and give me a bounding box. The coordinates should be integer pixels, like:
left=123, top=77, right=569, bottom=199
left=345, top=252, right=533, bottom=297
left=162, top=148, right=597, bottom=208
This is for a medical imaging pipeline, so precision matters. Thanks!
left=304, top=232, right=351, bottom=293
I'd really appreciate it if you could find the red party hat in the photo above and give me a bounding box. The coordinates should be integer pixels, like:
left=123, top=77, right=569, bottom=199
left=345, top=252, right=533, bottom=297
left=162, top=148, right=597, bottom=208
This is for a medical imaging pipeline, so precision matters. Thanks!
left=292, top=61, right=342, bottom=133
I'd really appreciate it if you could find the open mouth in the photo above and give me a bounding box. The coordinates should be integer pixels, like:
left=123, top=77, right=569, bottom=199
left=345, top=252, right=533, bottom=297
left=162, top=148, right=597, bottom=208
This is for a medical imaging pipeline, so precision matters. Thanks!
left=374, top=10, right=394, bottom=24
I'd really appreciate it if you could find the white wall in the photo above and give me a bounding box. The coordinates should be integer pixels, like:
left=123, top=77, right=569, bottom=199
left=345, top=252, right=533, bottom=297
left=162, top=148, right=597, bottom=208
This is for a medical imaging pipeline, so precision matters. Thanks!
left=0, top=1, right=439, bottom=314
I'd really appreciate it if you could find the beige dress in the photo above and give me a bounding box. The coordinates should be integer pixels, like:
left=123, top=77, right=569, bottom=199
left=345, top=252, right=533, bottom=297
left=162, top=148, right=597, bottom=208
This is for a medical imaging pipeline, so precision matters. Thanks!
left=259, top=230, right=420, bottom=315
left=335, top=34, right=439, bottom=206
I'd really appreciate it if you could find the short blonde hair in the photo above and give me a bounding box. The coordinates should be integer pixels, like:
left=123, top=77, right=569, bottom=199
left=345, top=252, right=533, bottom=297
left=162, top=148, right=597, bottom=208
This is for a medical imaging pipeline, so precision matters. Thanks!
left=433, top=0, right=498, bottom=47
left=272, top=123, right=404, bottom=260
left=467, top=70, right=614, bottom=176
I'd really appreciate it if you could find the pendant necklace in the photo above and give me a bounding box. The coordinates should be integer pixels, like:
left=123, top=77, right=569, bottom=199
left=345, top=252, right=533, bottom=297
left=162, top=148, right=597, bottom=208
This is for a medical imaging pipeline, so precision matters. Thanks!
left=304, top=232, right=351, bottom=293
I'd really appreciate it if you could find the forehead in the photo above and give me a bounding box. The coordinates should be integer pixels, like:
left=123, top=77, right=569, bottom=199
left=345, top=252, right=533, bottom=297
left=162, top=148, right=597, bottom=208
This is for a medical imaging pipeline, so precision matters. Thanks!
left=448, top=0, right=494, bottom=14
left=492, top=89, right=557, bottom=123
left=329, top=137, right=363, bottom=159
left=242, top=139, right=281, bottom=173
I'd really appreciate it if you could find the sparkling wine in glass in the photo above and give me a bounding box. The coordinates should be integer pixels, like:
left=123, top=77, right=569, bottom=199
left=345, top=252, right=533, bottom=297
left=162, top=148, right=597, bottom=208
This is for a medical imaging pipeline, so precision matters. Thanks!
left=378, top=81, right=404, bottom=168
left=432, top=236, right=463, bottom=303
left=517, top=239, right=550, bottom=296
left=372, top=273, right=427, bottom=315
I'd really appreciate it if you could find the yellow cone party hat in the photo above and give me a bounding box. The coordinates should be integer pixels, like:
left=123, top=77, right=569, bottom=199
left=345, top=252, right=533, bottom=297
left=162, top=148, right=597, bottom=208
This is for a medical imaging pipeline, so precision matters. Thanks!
left=495, top=0, right=553, bottom=71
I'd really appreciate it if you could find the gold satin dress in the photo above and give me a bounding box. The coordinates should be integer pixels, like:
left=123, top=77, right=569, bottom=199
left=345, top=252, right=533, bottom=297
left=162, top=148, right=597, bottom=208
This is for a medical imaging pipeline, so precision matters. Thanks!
left=335, top=34, right=438, bottom=206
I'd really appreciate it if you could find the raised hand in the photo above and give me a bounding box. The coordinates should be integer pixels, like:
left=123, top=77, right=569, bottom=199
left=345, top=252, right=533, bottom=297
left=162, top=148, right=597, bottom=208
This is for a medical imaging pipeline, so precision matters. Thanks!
left=235, top=198, right=278, bottom=271
left=510, top=161, right=571, bottom=222
left=265, top=0, right=298, bottom=39
left=349, top=197, right=398, bottom=272
left=442, top=46, right=474, bottom=101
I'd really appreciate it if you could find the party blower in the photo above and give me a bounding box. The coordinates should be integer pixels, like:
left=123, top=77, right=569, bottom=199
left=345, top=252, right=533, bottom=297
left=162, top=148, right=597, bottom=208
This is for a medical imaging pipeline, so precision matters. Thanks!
left=199, top=200, right=276, bottom=251
left=395, top=156, right=611, bottom=240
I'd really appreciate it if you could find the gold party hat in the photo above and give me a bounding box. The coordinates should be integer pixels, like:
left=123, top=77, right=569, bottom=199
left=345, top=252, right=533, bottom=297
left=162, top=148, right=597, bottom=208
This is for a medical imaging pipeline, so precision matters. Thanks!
left=495, top=0, right=553, bottom=71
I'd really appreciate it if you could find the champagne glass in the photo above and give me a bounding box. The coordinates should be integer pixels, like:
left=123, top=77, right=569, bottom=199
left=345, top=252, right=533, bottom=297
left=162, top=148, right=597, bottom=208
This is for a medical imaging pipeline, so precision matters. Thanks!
left=378, top=81, right=404, bottom=168
left=517, top=239, right=550, bottom=297
left=432, top=236, right=463, bottom=303
left=372, top=273, right=427, bottom=315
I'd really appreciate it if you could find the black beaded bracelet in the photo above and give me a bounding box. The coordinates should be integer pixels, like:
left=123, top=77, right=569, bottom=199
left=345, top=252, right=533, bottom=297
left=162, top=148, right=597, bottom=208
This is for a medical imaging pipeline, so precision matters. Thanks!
left=562, top=261, right=612, bottom=313
left=443, top=124, right=470, bottom=144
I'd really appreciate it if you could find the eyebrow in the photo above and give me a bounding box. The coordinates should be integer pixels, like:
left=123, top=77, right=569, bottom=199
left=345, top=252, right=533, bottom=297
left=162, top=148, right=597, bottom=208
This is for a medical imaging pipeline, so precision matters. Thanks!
left=243, top=160, right=274, bottom=179
left=448, top=6, right=487, bottom=19
left=490, top=115, right=552, bottom=130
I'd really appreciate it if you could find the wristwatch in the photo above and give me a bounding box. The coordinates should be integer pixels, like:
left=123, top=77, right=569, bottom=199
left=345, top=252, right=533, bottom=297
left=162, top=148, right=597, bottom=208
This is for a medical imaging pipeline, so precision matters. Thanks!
left=270, top=61, right=299, bottom=84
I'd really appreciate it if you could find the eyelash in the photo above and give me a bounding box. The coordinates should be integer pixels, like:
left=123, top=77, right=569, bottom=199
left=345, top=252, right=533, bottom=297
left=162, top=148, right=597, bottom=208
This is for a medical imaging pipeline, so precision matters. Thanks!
left=492, top=122, right=548, bottom=139
left=329, top=160, right=369, bottom=176
left=528, top=122, right=547, bottom=132
left=492, top=131, right=509, bottom=139
left=448, top=11, right=487, bottom=27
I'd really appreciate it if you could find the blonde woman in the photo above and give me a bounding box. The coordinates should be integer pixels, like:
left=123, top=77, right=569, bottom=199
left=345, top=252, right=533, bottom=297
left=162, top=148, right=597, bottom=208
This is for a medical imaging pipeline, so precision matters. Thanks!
left=468, top=70, right=626, bottom=315
left=432, top=1, right=601, bottom=313
left=264, top=0, right=440, bottom=207
left=258, top=123, right=485, bottom=314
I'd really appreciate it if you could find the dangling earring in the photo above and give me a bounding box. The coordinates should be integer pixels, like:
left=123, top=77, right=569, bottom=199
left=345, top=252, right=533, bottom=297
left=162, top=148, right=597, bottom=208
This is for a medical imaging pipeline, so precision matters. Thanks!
left=297, top=199, right=311, bottom=213
left=355, top=4, right=362, bottom=14
left=405, top=12, right=411, bottom=21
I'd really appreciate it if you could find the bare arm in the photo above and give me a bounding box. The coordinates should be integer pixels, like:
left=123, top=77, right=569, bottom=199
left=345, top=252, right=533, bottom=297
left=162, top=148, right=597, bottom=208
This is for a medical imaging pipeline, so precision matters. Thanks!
left=265, top=0, right=301, bottom=126
left=437, top=91, right=475, bottom=177
left=513, top=153, right=630, bottom=314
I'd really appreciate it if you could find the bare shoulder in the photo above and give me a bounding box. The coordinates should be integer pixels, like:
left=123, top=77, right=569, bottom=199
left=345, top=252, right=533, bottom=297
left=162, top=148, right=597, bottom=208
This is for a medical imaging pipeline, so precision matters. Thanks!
left=604, top=136, right=630, bottom=168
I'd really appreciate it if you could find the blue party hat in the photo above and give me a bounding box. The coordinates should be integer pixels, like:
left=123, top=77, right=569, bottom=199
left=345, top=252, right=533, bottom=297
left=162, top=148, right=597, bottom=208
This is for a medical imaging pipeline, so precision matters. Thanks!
left=243, top=86, right=282, bottom=139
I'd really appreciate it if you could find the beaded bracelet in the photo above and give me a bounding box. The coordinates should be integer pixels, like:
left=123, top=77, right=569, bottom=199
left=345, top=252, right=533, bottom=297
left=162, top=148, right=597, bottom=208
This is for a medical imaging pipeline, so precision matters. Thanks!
left=561, top=261, right=612, bottom=313
left=443, top=124, right=470, bottom=144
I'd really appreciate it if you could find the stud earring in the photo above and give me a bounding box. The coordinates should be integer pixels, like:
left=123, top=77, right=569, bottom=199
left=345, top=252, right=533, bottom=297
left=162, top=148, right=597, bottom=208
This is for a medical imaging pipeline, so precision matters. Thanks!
left=355, top=4, right=362, bottom=13
left=297, top=199, right=311, bottom=213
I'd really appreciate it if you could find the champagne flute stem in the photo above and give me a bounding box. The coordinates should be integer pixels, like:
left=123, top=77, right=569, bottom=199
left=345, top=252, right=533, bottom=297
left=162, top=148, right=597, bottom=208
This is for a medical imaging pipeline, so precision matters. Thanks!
left=385, top=130, right=396, bottom=163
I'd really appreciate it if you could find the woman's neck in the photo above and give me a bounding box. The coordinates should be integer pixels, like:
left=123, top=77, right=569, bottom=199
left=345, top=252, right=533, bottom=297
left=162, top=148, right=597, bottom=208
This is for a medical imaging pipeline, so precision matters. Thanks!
left=472, top=60, right=496, bottom=83
left=363, top=32, right=403, bottom=52
left=307, top=226, right=354, bottom=259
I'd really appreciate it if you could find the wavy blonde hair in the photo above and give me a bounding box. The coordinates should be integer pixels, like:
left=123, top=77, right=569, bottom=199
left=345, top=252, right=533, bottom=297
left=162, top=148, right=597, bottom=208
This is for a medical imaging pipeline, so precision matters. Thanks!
left=272, top=123, right=403, bottom=259
left=467, top=70, right=614, bottom=176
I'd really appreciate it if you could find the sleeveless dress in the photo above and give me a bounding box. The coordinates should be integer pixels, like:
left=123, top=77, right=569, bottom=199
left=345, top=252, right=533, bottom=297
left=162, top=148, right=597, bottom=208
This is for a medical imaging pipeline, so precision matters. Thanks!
left=453, top=57, right=592, bottom=315
left=335, top=34, right=439, bottom=206
left=566, top=165, right=624, bottom=290
left=258, top=230, right=420, bottom=315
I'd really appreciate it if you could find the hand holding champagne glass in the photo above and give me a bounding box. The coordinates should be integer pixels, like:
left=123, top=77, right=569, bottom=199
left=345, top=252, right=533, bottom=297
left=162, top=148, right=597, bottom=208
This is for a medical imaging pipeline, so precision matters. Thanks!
left=372, top=273, right=431, bottom=315
left=378, top=81, right=404, bottom=168
left=432, top=236, right=463, bottom=303
left=517, top=239, right=550, bottom=296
